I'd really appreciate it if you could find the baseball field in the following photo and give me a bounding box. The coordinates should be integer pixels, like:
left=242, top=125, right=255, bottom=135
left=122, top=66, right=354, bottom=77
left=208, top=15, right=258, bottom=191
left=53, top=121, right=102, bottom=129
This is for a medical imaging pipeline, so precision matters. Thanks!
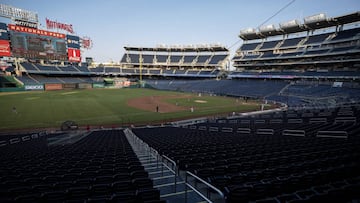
left=0, top=88, right=267, bottom=131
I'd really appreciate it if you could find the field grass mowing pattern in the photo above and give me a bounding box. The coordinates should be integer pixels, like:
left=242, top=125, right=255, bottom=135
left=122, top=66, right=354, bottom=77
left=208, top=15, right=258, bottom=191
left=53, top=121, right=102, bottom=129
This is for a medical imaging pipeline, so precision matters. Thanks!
left=0, top=88, right=262, bottom=130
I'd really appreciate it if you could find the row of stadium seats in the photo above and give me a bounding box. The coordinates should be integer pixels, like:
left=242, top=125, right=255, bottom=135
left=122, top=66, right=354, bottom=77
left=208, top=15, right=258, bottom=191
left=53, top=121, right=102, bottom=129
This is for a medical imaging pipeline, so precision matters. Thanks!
left=17, top=61, right=360, bottom=80
left=20, top=62, right=89, bottom=74
left=233, top=26, right=360, bottom=67
left=233, top=45, right=359, bottom=60
left=16, top=75, right=97, bottom=85
left=120, top=53, right=228, bottom=66
left=145, top=79, right=360, bottom=107
left=233, top=45, right=359, bottom=61
left=228, top=70, right=360, bottom=79
left=146, top=79, right=287, bottom=98
left=194, top=104, right=360, bottom=137
left=19, top=62, right=221, bottom=77
left=132, top=103, right=360, bottom=202
left=215, top=106, right=356, bottom=121
left=16, top=67, right=360, bottom=80
left=237, top=27, right=360, bottom=52
left=94, top=67, right=219, bottom=77
left=0, top=130, right=162, bottom=202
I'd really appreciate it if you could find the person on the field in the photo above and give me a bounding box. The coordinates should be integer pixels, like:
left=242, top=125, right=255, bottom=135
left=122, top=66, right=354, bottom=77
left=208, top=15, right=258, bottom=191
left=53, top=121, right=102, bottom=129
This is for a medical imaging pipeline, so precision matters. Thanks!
left=12, top=106, right=17, bottom=114
left=156, top=105, right=159, bottom=113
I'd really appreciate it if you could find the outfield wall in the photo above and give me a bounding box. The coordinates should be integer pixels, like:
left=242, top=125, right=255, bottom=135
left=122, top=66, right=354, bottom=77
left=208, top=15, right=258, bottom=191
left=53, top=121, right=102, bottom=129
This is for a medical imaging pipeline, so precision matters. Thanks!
left=0, top=87, right=24, bottom=92
left=43, top=83, right=95, bottom=90
left=63, top=83, right=77, bottom=90
left=1, top=83, right=96, bottom=92
left=45, top=84, right=63, bottom=90
left=78, top=83, right=92, bottom=89
left=25, top=85, right=44, bottom=91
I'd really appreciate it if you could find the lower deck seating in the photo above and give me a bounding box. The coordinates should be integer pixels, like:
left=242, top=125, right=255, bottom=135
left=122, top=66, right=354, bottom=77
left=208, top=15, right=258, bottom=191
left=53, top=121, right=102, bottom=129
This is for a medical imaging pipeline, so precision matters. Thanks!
left=0, top=130, right=161, bottom=202
left=133, top=123, right=360, bottom=202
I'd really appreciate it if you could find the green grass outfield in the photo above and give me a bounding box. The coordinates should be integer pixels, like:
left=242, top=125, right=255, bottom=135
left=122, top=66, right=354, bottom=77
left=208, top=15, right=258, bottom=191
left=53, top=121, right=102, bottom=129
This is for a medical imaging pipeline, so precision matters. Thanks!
left=0, top=88, right=265, bottom=131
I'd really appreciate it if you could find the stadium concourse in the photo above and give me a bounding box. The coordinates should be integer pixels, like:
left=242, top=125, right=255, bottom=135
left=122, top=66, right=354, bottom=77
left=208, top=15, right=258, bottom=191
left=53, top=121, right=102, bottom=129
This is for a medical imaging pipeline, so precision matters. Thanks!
left=1, top=9, right=360, bottom=203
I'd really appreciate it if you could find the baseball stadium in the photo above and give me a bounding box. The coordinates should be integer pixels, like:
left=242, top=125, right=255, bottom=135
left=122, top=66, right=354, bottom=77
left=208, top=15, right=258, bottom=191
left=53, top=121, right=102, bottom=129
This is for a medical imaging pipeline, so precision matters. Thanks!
left=0, top=1, right=360, bottom=203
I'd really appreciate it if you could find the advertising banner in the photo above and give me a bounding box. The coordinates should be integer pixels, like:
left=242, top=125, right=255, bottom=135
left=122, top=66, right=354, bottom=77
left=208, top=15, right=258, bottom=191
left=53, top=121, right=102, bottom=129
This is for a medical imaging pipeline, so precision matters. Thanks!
left=68, top=48, right=81, bottom=62
left=93, top=83, right=104, bottom=88
left=81, top=36, right=92, bottom=49
left=62, top=83, right=77, bottom=89
left=15, top=19, right=37, bottom=29
left=8, top=24, right=65, bottom=38
left=0, top=23, right=9, bottom=40
left=45, top=83, right=63, bottom=90
left=25, top=85, right=44, bottom=90
left=46, top=18, right=74, bottom=34
left=66, top=35, right=80, bottom=49
left=9, top=28, right=67, bottom=60
left=77, top=83, right=92, bottom=89
left=0, top=40, right=11, bottom=57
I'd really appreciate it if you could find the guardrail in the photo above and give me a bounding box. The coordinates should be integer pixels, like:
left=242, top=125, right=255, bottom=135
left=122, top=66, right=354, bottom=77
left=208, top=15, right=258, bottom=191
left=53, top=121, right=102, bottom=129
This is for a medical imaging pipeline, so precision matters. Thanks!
left=162, top=155, right=178, bottom=192
left=185, top=171, right=225, bottom=203
left=124, top=128, right=179, bottom=192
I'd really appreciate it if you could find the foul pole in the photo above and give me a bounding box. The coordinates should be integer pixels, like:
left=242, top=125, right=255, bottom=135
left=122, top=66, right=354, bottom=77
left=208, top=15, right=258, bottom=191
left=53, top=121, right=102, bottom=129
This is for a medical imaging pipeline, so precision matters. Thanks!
left=139, top=52, right=142, bottom=84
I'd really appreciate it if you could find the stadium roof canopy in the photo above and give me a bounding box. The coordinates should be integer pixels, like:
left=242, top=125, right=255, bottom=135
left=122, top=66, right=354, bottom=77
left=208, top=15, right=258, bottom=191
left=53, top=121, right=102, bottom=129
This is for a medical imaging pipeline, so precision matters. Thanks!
left=239, top=11, right=360, bottom=40
left=124, top=45, right=229, bottom=52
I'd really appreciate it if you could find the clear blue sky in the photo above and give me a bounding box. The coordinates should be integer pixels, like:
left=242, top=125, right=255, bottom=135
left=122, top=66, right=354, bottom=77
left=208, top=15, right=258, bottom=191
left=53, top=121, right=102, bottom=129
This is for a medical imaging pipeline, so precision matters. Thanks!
left=1, top=0, right=359, bottom=62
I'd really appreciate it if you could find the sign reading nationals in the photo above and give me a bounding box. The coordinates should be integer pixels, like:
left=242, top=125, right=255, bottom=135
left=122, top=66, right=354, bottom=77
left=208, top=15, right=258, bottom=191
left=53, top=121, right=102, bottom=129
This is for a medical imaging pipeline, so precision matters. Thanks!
left=46, top=18, right=74, bottom=34
left=8, top=24, right=65, bottom=38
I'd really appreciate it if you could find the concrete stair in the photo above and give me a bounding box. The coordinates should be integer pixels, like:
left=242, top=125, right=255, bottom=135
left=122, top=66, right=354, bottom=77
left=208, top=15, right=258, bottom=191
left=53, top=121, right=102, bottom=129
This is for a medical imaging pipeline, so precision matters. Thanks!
left=124, top=128, right=207, bottom=203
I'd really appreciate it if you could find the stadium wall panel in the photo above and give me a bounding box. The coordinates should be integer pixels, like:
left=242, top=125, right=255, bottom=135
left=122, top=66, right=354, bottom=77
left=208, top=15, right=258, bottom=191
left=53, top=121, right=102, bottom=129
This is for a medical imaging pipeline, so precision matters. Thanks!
left=77, top=83, right=92, bottom=89
left=0, top=87, right=24, bottom=92
left=92, top=83, right=104, bottom=88
left=45, top=83, right=63, bottom=90
left=62, top=83, right=77, bottom=89
left=25, top=85, right=44, bottom=91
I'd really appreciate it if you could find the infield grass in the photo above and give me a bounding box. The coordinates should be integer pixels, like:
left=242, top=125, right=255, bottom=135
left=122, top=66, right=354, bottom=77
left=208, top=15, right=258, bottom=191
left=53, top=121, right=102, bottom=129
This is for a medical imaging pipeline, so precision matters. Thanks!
left=0, top=88, right=264, bottom=131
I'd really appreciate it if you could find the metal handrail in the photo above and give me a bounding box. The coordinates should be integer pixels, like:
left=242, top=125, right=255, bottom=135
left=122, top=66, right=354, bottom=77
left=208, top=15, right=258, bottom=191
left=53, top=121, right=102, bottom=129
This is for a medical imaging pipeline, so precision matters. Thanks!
left=186, top=171, right=224, bottom=199
left=162, top=155, right=178, bottom=192
left=125, top=129, right=179, bottom=192
left=162, top=155, right=177, bottom=171
left=185, top=181, right=213, bottom=203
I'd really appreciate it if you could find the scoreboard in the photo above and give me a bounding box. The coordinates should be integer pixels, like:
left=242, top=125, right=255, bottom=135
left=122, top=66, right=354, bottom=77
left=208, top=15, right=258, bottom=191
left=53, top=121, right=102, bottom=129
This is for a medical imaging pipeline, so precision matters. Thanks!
left=0, top=4, right=87, bottom=62
left=1, top=23, right=83, bottom=62
left=9, top=24, right=67, bottom=60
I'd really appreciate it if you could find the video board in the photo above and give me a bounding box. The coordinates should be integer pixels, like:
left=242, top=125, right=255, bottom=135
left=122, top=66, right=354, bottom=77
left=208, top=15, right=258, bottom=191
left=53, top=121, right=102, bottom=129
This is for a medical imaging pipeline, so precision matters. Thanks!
left=0, top=22, right=9, bottom=40
left=67, top=48, right=81, bottom=62
left=0, top=22, right=11, bottom=56
left=8, top=24, right=67, bottom=60
left=0, top=40, right=11, bottom=57
left=66, top=35, right=80, bottom=49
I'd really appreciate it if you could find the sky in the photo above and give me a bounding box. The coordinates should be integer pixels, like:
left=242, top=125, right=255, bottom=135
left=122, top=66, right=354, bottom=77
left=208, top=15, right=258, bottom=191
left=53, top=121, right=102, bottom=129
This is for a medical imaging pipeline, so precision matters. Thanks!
left=0, top=0, right=359, bottom=63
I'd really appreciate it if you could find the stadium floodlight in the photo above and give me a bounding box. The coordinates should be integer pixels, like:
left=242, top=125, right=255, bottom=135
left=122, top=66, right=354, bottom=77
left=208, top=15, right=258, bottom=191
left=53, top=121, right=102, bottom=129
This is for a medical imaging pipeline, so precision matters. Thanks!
left=304, top=13, right=327, bottom=24
left=0, top=4, right=38, bottom=23
left=240, top=28, right=256, bottom=35
left=259, top=24, right=277, bottom=32
left=280, top=19, right=301, bottom=29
